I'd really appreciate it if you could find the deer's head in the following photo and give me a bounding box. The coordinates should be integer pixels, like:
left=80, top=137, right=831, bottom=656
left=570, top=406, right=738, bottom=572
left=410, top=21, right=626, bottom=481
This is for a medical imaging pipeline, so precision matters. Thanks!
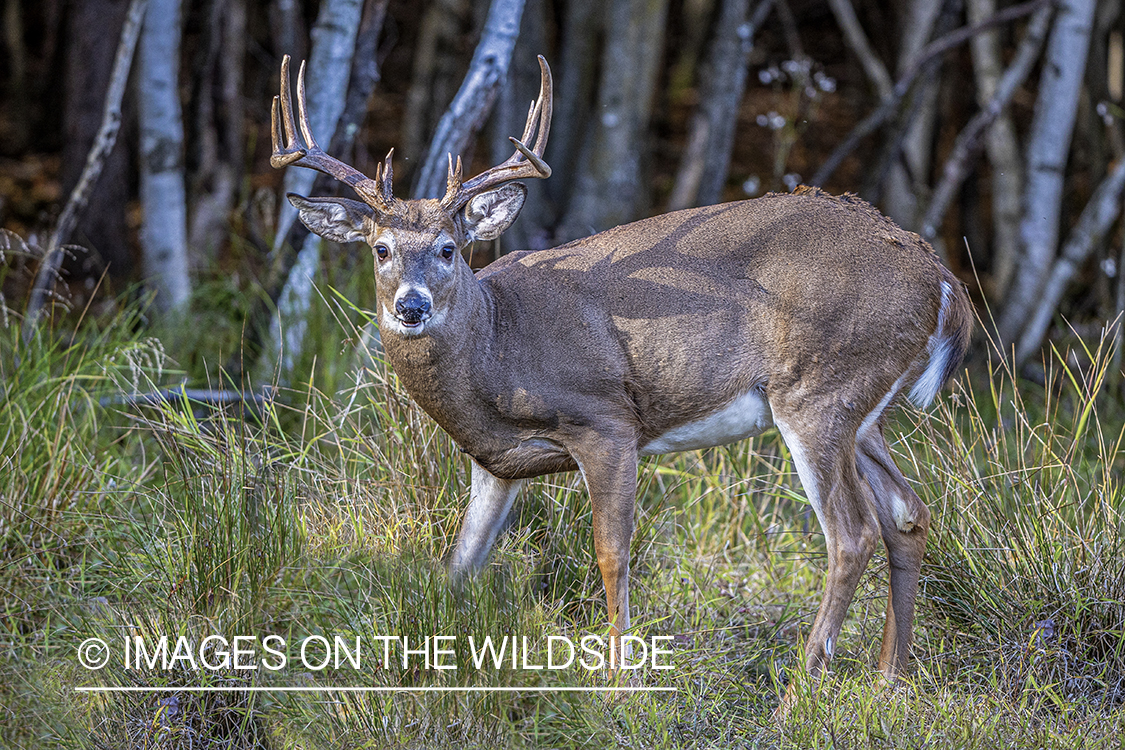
left=272, top=55, right=552, bottom=336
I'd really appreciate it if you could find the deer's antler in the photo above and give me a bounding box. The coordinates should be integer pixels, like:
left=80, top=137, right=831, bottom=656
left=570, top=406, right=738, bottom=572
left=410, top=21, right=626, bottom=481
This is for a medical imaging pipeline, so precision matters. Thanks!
left=271, top=55, right=395, bottom=213
left=439, top=56, right=553, bottom=212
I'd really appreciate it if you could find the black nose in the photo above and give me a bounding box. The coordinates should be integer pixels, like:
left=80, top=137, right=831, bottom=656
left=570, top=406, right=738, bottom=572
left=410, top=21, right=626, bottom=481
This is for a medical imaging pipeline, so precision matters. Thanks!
left=395, top=292, right=431, bottom=323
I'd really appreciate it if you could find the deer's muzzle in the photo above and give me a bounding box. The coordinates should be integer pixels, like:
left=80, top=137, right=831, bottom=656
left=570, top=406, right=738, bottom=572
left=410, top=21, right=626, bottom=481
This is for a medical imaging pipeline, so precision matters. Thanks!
left=395, top=290, right=432, bottom=326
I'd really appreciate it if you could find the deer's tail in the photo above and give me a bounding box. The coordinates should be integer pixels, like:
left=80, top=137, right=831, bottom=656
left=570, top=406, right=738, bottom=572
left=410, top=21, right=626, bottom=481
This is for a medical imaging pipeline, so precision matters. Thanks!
left=908, top=275, right=973, bottom=408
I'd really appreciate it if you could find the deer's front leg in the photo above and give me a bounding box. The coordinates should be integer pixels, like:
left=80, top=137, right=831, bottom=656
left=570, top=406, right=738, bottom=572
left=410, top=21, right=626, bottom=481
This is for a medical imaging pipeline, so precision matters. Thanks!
left=449, top=460, right=523, bottom=579
left=572, top=437, right=638, bottom=642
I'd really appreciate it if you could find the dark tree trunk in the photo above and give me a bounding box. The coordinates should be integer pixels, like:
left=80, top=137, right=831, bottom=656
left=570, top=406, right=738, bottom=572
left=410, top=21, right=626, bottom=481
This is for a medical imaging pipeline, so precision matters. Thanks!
left=668, top=0, right=773, bottom=210
left=558, top=0, right=671, bottom=241
left=546, top=0, right=600, bottom=225
left=401, top=0, right=473, bottom=179
left=186, top=0, right=247, bottom=267
left=61, top=0, right=134, bottom=280
left=270, top=0, right=307, bottom=63
left=4, top=0, right=30, bottom=151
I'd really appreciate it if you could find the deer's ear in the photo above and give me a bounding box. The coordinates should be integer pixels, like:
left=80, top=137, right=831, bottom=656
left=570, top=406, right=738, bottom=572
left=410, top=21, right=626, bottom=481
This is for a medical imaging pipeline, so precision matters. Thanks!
left=462, top=183, right=527, bottom=241
left=287, top=194, right=373, bottom=244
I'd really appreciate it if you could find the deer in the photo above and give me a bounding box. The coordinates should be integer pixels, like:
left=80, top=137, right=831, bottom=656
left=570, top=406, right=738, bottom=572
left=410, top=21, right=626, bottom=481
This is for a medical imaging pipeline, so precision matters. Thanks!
left=270, top=54, right=972, bottom=710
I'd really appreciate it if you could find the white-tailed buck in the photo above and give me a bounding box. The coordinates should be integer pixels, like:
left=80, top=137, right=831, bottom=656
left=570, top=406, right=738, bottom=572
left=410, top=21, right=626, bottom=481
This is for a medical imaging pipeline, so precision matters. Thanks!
left=272, top=55, right=972, bottom=706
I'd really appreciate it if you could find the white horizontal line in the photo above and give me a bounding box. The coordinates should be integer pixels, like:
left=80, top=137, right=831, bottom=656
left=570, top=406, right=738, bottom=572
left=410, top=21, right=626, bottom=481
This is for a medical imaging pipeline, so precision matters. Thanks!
left=75, top=686, right=677, bottom=693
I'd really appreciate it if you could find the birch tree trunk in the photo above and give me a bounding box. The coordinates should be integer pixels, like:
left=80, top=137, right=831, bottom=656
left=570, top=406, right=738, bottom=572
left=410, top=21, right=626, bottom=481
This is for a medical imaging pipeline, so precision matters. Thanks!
left=138, top=0, right=191, bottom=313
left=1016, top=157, right=1125, bottom=363
left=558, top=0, right=671, bottom=240
left=260, top=0, right=364, bottom=381
left=920, top=5, right=1052, bottom=257
left=969, top=0, right=1026, bottom=301
left=272, top=0, right=365, bottom=255
left=998, top=0, right=1097, bottom=349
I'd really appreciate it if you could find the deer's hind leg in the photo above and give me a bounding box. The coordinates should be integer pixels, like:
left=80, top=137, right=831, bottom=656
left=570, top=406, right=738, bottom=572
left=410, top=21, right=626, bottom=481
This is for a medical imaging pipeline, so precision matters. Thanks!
left=772, top=407, right=881, bottom=684
left=855, top=419, right=930, bottom=680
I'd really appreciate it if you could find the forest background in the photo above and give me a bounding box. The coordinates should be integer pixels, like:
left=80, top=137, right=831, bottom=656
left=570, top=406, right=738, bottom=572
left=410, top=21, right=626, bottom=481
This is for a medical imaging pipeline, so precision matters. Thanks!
left=3, top=0, right=1125, bottom=747
left=2, top=0, right=1123, bottom=375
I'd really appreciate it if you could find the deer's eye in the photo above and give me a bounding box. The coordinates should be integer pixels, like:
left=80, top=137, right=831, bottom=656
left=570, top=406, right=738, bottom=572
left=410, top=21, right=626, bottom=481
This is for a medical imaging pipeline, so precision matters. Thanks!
left=374, top=243, right=389, bottom=261
left=441, top=244, right=456, bottom=261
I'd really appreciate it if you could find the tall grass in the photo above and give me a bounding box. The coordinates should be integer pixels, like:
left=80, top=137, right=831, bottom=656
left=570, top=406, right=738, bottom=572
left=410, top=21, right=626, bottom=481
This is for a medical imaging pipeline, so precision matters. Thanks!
left=915, top=335, right=1125, bottom=710
left=2, top=277, right=1124, bottom=747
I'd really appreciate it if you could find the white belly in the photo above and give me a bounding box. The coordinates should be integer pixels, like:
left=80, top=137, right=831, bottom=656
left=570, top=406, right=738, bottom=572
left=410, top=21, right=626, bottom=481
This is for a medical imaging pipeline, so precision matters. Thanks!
left=640, top=388, right=774, bottom=457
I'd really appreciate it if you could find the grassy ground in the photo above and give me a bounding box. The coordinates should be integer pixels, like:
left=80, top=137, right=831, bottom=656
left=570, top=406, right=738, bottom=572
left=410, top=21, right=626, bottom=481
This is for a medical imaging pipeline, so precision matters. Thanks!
left=2, top=283, right=1124, bottom=748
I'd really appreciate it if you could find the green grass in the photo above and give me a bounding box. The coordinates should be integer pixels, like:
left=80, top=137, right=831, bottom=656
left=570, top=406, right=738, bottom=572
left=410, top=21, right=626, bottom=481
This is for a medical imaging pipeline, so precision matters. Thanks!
left=2, top=281, right=1125, bottom=748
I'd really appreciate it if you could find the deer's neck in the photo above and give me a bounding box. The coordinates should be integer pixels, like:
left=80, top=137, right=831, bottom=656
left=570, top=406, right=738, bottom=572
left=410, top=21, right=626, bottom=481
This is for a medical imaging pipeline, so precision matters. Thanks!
left=380, top=264, right=496, bottom=449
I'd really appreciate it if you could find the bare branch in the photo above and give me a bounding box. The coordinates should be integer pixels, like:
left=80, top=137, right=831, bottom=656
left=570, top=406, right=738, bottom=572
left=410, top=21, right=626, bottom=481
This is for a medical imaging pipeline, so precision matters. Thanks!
left=920, top=5, right=1053, bottom=253
left=826, top=0, right=893, bottom=101
left=811, top=0, right=1053, bottom=187
left=99, top=385, right=276, bottom=414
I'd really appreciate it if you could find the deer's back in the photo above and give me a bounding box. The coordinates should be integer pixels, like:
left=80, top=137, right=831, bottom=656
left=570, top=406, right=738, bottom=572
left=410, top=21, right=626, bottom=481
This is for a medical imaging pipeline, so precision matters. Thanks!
left=472, top=189, right=954, bottom=450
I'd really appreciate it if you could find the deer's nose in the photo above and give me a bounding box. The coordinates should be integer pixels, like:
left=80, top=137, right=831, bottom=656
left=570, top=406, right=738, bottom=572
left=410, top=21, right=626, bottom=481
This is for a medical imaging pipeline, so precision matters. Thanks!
left=395, top=291, right=432, bottom=324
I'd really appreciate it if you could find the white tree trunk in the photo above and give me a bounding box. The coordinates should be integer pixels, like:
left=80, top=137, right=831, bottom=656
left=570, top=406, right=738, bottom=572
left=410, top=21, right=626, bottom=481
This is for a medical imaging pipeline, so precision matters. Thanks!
left=1016, top=158, right=1125, bottom=364
left=260, top=0, right=363, bottom=383
left=998, top=0, right=1096, bottom=348
left=272, top=0, right=364, bottom=254
left=968, top=0, right=1025, bottom=301
left=273, top=233, right=323, bottom=377
left=921, top=5, right=1052, bottom=256
left=138, top=0, right=190, bottom=313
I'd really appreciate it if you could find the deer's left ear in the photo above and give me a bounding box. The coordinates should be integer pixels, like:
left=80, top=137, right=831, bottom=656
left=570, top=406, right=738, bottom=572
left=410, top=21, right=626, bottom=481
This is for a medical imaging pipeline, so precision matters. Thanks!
left=462, top=183, right=528, bottom=241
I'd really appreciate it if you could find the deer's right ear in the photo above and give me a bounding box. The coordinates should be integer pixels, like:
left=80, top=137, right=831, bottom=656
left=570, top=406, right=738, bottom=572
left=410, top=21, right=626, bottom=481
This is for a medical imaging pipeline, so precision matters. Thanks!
left=287, top=194, right=372, bottom=244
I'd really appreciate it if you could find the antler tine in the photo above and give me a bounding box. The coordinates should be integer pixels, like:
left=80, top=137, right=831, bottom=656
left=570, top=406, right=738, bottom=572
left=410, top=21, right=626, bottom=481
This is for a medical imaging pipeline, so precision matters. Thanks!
left=440, top=56, right=554, bottom=211
left=295, top=60, right=318, bottom=150
left=518, top=99, right=538, bottom=149
left=380, top=149, right=396, bottom=204
left=270, top=96, right=288, bottom=163
left=444, top=153, right=463, bottom=192
left=530, top=55, right=553, bottom=154
left=270, top=56, right=302, bottom=167
left=269, top=54, right=390, bottom=209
